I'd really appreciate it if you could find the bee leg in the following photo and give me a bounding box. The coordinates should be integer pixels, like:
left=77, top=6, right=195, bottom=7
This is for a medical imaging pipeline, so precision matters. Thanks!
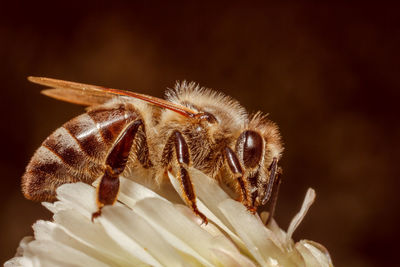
left=165, top=131, right=208, bottom=224
left=92, top=120, right=143, bottom=221
left=265, top=168, right=282, bottom=225
left=223, top=147, right=253, bottom=211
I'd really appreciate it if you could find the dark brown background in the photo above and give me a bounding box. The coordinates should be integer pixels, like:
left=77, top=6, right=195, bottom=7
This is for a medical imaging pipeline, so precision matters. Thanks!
left=1, top=1, right=399, bottom=266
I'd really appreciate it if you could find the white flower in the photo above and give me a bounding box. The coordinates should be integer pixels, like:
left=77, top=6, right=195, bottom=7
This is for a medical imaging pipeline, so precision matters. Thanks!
left=6, top=168, right=333, bottom=267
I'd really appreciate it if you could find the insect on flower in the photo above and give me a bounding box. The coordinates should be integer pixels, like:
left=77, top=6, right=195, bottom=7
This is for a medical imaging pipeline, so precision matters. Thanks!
left=22, top=77, right=283, bottom=224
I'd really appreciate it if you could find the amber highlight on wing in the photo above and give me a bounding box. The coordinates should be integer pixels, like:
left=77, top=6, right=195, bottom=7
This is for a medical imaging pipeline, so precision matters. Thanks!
left=29, top=76, right=198, bottom=117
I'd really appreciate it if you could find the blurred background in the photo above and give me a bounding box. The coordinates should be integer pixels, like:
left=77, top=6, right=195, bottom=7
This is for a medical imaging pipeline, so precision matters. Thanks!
left=1, top=1, right=399, bottom=266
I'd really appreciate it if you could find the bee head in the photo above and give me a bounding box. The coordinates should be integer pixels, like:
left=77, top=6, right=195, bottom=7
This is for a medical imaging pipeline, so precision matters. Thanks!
left=235, top=113, right=283, bottom=209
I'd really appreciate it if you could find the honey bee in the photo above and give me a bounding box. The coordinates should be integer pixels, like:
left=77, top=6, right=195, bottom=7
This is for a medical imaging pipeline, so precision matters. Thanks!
left=22, top=77, right=283, bottom=224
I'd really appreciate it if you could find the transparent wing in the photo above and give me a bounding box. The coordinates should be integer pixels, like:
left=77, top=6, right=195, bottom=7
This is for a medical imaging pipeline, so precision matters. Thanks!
left=29, top=76, right=197, bottom=117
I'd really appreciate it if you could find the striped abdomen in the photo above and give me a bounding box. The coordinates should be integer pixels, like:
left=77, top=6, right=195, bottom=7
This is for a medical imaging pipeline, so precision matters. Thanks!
left=22, top=103, right=138, bottom=201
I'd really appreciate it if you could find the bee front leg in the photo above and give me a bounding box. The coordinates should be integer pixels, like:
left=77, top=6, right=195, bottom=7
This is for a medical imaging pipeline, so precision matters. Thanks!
left=92, top=120, right=143, bottom=221
left=163, top=131, right=208, bottom=224
left=223, top=147, right=254, bottom=212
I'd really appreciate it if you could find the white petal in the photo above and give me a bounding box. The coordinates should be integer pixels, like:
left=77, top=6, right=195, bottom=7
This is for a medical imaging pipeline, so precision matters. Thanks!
left=4, top=237, right=35, bottom=267
left=16, top=236, right=34, bottom=257
left=32, top=220, right=124, bottom=265
left=186, top=168, right=234, bottom=228
left=264, top=217, right=288, bottom=248
left=295, top=240, right=333, bottom=267
left=173, top=203, right=247, bottom=263
left=54, top=209, right=143, bottom=266
left=55, top=182, right=98, bottom=219
left=117, top=176, right=168, bottom=207
left=27, top=240, right=109, bottom=267
left=286, top=188, right=316, bottom=245
left=211, top=247, right=257, bottom=267
left=99, top=205, right=186, bottom=267
left=4, top=256, right=34, bottom=267
left=95, top=206, right=163, bottom=267
left=42, top=201, right=69, bottom=214
left=168, top=170, right=246, bottom=249
left=132, top=197, right=224, bottom=267
left=219, top=198, right=304, bottom=266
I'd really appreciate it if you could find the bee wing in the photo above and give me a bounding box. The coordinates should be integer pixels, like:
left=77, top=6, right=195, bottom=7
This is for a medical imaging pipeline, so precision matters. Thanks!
left=28, top=76, right=198, bottom=117
left=40, top=88, right=112, bottom=106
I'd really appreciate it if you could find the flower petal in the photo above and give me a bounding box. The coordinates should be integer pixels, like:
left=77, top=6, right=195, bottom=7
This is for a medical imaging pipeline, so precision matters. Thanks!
left=168, top=170, right=246, bottom=249
left=133, top=197, right=231, bottom=267
left=261, top=216, right=288, bottom=248
left=32, top=220, right=126, bottom=265
left=26, top=240, right=109, bottom=267
left=295, top=240, right=333, bottom=267
left=55, top=182, right=98, bottom=219
left=218, top=198, right=302, bottom=266
left=286, top=188, right=316, bottom=245
left=186, top=168, right=235, bottom=228
left=4, top=257, right=34, bottom=267
left=54, top=209, right=143, bottom=266
left=42, top=201, right=70, bottom=214
left=117, top=176, right=166, bottom=203
left=4, top=237, right=35, bottom=267
left=8, top=167, right=332, bottom=267
left=99, top=205, right=187, bottom=267
left=211, top=247, right=257, bottom=267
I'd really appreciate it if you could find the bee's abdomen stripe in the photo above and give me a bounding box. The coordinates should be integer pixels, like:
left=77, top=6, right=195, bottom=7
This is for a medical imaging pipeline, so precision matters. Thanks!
left=22, top=170, right=55, bottom=201
left=22, top=104, right=140, bottom=202
left=64, top=114, right=107, bottom=160
left=22, top=146, right=81, bottom=201
left=88, top=106, right=134, bottom=145
left=43, top=127, right=88, bottom=170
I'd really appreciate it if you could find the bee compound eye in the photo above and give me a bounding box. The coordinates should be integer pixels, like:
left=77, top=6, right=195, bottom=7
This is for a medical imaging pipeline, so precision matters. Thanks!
left=242, top=130, right=263, bottom=169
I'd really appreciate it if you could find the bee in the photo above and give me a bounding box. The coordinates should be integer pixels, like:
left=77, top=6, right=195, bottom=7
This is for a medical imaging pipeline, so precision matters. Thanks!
left=22, top=77, right=283, bottom=224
